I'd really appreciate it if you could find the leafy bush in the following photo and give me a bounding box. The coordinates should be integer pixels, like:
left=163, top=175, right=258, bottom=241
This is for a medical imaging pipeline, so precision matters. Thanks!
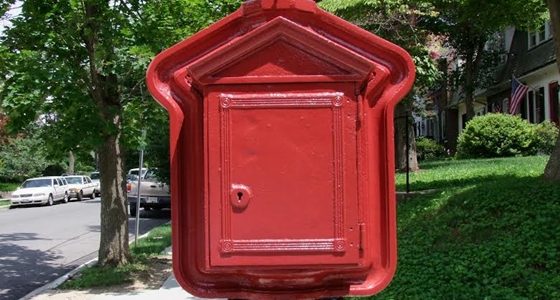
left=0, top=137, right=48, bottom=182
left=457, top=114, right=536, bottom=158
left=533, top=121, right=559, bottom=154
left=416, top=137, right=446, bottom=160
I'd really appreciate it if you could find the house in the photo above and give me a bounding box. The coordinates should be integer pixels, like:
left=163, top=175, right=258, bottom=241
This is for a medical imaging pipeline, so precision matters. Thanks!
left=486, top=22, right=559, bottom=126
left=417, top=22, right=559, bottom=152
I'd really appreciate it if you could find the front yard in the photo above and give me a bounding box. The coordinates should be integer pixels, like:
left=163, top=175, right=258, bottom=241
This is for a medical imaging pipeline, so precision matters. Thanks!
left=372, top=156, right=560, bottom=298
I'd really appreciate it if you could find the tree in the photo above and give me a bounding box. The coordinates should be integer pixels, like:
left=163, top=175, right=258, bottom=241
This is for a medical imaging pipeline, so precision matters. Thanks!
left=0, top=134, right=48, bottom=182
left=425, top=0, right=547, bottom=122
left=543, top=0, right=560, bottom=181
left=320, top=0, right=441, bottom=171
left=0, top=0, right=240, bottom=266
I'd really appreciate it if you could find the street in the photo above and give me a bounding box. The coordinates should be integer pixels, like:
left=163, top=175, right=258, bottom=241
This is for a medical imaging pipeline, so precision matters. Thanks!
left=0, top=198, right=169, bottom=300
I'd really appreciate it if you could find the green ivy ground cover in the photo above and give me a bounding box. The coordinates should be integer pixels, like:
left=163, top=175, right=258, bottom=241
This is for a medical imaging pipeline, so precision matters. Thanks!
left=370, top=156, right=560, bottom=299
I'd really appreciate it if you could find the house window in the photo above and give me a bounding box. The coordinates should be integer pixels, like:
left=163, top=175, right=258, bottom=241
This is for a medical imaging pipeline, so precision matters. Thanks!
left=528, top=21, right=552, bottom=49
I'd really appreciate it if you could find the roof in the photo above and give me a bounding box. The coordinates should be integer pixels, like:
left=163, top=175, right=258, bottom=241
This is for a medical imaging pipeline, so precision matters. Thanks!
left=486, top=29, right=556, bottom=97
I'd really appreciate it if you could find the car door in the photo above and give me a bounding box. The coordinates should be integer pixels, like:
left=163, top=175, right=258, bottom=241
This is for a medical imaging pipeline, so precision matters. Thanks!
left=52, top=178, right=62, bottom=200
left=58, top=177, right=68, bottom=199
left=85, top=177, right=94, bottom=195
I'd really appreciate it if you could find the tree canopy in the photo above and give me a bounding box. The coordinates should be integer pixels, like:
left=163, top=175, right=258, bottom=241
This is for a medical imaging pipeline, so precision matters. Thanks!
left=0, top=0, right=240, bottom=266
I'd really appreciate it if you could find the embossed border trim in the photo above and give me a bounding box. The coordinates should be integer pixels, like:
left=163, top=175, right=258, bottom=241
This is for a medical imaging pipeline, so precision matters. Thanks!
left=219, top=92, right=345, bottom=254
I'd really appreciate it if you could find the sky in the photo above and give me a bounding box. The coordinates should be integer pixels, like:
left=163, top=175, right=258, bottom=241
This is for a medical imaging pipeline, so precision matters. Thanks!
left=0, top=1, right=22, bottom=35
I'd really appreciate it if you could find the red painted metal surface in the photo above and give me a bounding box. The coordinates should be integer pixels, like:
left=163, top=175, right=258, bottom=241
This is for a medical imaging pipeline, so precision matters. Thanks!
left=146, top=0, right=415, bottom=298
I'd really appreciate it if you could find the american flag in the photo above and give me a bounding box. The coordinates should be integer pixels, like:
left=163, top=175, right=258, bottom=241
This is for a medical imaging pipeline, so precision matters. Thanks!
left=509, top=76, right=529, bottom=114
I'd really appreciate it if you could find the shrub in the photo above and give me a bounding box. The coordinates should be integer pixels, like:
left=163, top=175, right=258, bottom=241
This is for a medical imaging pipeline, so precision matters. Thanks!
left=0, top=137, right=48, bottom=182
left=457, top=113, right=536, bottom=158
left=416, top=137, right=446, bottom=160
left=533, top=121, right=559, bottom=154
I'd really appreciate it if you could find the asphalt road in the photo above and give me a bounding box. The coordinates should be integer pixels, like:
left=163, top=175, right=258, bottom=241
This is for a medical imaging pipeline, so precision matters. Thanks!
left=0, top=198, right=170, bottom=300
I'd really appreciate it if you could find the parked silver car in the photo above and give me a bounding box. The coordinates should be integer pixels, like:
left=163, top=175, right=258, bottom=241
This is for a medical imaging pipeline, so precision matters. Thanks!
left=90, top=171, right=101, bottom=197
left=127, top=169, right=170, bottom=217
left=64, top=175, right=96, bottom=201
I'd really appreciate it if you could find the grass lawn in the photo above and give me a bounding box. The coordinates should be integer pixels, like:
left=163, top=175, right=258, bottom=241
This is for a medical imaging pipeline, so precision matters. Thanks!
left=0, top=199, right=10, bottom=208
left=60, top=223, right=171, bottom=289
left=371, top=156, right=560, bottom=299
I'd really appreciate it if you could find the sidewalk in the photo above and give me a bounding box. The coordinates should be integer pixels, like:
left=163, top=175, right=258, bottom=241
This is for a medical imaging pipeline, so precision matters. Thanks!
left=29, top=247, right=221, bottom=300
left=91, top=273, right=204, bottom=300
left=31, top=273, right=207, bottom=300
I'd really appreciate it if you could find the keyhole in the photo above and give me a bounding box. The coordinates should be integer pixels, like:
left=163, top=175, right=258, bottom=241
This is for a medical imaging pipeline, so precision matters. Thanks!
left=230, top=184, right=251, bottom=210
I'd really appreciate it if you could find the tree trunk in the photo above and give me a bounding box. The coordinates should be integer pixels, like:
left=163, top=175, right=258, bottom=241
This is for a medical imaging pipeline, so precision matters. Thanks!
left=81, top=1, right=131, bottom=266
left=463, top=40, right=485, bottom=123
left=464, top=50, right=476, bottom=122
left=395, top=102, right=419, bottom=171
left=544, top=0, right=560, bottom=181
left=98, top=113, right=131, bottom=266
left=67, top=151, right=75, bottom=174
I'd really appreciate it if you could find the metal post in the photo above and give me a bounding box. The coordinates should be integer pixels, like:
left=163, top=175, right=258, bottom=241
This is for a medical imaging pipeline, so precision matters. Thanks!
left=405, top=111, right=410, bottom=194
left=135, top=149, right=144, bottom=247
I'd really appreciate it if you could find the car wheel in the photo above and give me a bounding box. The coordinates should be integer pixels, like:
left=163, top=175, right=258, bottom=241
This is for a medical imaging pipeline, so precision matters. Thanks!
left=46, top=194, right=54, bottom=206
left=144, top=207, right=151, bottom=211
left=77, top=190, right=83, bottom=201
left=63, top=192, right=69, bottom=203
left=130, top=204, right=137, bottom=217
left=90, top=191, right=95, bottom=199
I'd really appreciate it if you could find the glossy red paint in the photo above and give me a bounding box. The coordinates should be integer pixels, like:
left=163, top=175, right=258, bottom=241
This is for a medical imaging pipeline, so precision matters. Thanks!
left=146, top=0, right=415, bottom=298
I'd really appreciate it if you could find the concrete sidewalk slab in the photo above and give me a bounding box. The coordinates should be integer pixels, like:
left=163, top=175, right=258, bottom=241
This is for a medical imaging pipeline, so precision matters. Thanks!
left=90, top=273, right=223, bottom=300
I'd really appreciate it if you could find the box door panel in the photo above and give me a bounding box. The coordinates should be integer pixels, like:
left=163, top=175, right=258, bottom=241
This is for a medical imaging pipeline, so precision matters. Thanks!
left=208, top=91, right=359, bottom=268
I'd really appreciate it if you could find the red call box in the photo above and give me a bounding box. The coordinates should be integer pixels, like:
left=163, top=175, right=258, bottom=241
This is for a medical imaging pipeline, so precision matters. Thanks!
left=146, top=0, right=415, bottom=298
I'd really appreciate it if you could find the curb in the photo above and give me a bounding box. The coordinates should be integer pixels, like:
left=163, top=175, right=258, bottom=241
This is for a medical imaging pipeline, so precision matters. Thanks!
left=0, top=199, right=10, bottom=210
left=20, top=225, right=161, bottom=300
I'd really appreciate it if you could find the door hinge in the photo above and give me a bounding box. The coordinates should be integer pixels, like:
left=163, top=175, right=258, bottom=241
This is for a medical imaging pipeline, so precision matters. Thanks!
left=359, top=223, right=366, bottom=251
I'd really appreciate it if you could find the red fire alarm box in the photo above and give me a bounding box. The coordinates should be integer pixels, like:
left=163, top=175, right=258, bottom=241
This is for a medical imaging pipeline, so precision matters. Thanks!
left=146, top=0, right=415, bottom=298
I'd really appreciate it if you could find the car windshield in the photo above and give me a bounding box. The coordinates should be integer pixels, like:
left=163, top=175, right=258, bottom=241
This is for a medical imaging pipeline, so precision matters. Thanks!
left=90, top=172, right=100, bottom=180
left=129, top=169, right=147, bottom=178
left=144, top=170, right=160, bottom=180
left=65, top=177, right=82, bottom=184
left=22, top=179, right=51, bottom=188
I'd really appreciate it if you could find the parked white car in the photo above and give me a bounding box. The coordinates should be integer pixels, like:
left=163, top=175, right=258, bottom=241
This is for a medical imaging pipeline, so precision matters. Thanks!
left=90, top=171, right=101, bottom=197
left=10, top=176, right=69, bottom=207
left=64, top=175, right=96, bottom=201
